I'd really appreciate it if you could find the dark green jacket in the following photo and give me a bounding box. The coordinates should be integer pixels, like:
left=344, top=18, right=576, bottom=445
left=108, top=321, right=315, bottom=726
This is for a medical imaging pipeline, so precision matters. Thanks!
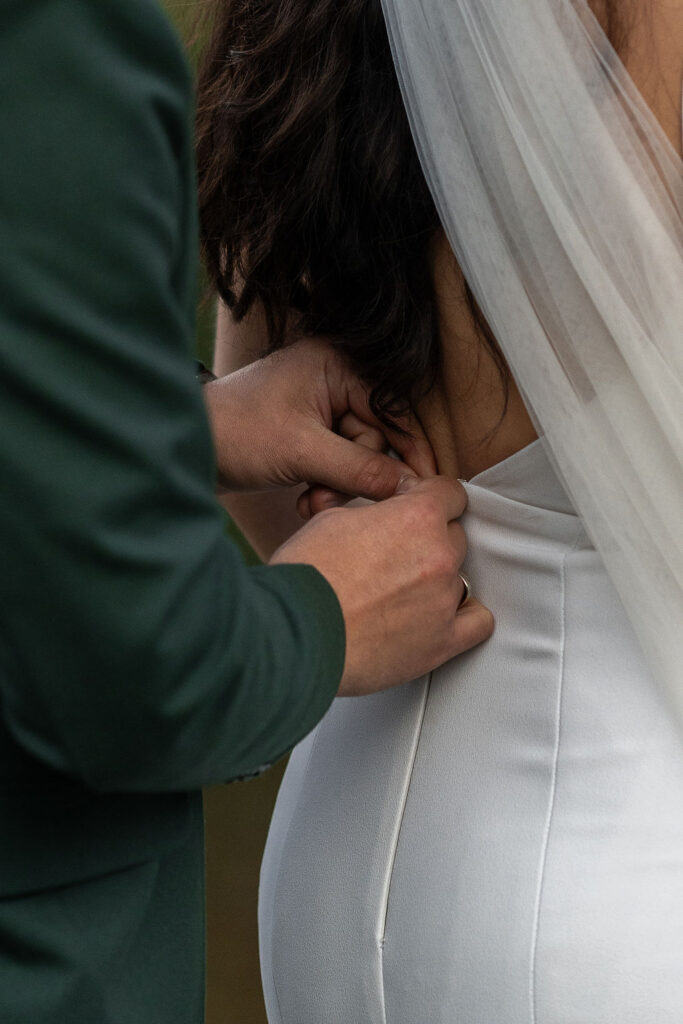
left=0, top=2, right=344, bottom=1019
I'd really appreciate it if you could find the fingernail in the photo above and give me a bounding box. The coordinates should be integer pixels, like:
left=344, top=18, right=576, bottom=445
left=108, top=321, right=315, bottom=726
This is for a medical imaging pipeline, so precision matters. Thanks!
left=395, top=473, right=420, bottom=495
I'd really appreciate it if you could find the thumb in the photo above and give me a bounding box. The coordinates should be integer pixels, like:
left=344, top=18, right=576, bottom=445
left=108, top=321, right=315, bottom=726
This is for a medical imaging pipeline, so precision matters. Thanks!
left=303, top=427, right=418, bottom=501
left=394, top=473, right=423, bottom=495
left=451, top=598, right=495, bottom=656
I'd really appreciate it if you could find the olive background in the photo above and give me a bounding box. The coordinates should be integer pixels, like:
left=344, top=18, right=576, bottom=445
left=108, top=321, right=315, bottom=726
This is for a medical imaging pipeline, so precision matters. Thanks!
left=162, top=3, right=288, bottom=1022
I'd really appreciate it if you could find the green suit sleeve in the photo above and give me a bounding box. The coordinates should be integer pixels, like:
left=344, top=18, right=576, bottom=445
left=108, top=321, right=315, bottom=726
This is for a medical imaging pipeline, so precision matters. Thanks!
left=0, top=0, right=345, bottom=792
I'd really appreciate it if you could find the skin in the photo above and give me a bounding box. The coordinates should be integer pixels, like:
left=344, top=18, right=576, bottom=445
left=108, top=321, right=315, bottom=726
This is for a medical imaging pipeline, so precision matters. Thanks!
left=270, top=472, right=494, bottom=697
left=414, top=0, right=683, bottom=482
left=206, top=336, right=436, bottom=494
left=205, top=338, right=494, bottom=697
left=597, top=0, right=683, bottom=156
left=209, top=0, right=682, bottom=689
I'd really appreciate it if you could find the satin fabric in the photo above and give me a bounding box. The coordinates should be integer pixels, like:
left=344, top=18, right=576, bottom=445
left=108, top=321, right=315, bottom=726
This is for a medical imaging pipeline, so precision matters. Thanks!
left=259, top=440, right=683, bottom=1023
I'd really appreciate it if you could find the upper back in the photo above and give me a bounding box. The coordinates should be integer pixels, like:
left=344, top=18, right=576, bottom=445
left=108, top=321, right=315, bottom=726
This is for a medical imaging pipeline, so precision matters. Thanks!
left=419, top=0, right=683, bottom=481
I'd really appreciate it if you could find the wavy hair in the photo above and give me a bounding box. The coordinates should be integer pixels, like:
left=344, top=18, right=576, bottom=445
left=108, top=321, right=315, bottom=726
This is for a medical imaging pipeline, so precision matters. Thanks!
left=196, top=0, right=627, bottom=425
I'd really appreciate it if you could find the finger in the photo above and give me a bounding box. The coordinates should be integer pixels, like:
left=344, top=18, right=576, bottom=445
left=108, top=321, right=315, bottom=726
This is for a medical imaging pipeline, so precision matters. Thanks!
left=296, top=489, right=313, bottom=521
left=395, top=473, right=468, bottom=522
left=345, top=379, right=437, bottom=478
left=305, top=412, right=389, bottom=514
left=337, top=412, right=387, bottom=454
left=296, top=487, right=351, bottom=519
left=300, top=424, right=419, bottom=502
left=451, top=599, right=495, bottom=655
left=326, top=357, right=437, bottom=477
left=308, top=487, right=354, bottom=516
left=378, top=413, right=437, bottom=478
left=447, top=519, right=467, bottom=564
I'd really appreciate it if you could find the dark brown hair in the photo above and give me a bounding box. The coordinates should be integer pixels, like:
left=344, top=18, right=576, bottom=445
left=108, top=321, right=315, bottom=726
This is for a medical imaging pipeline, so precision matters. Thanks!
left=196, top=0, right=626, bottom=425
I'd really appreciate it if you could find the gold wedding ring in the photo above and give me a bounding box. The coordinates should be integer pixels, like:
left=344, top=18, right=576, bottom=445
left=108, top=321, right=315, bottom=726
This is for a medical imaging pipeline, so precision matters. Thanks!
left=457, top=572, right=472, bottom=609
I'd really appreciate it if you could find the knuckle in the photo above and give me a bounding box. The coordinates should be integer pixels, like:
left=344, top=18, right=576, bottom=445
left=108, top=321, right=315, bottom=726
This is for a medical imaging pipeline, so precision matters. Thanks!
left=413, top=492, right=441, bottom=528
left=287, top=434, right=312, bottom=474
left=355, top=454, right=395, bottom=495
left=399, top=501, right=425, bottom=534
left=428, top=543, right=458, bottom=583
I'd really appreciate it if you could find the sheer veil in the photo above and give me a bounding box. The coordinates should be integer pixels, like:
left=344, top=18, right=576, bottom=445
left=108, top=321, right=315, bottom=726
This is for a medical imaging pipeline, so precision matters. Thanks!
left=379, top=0, right=683, bottom=721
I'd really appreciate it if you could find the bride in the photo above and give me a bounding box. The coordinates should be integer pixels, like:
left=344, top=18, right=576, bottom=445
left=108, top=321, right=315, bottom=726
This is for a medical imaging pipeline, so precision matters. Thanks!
left=196, top=0, right=683, bottom=1020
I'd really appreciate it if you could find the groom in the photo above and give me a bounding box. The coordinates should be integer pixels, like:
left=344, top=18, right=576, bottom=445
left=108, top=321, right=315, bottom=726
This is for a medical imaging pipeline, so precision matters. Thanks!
left=0, top=2, right=492, bottom=1021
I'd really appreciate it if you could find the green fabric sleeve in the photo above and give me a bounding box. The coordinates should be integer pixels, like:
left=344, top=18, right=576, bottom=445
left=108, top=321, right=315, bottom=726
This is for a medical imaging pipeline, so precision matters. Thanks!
left=0, top=0, right=345, bottom=792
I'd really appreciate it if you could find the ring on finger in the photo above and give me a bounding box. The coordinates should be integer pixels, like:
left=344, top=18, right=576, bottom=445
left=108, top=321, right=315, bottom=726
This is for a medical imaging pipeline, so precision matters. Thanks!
left=457, top=572, right=472, bottom=609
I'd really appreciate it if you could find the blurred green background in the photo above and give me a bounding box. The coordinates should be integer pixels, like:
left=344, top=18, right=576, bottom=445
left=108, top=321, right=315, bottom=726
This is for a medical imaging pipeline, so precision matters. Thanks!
left=162, top=3, right=287, bottom=1022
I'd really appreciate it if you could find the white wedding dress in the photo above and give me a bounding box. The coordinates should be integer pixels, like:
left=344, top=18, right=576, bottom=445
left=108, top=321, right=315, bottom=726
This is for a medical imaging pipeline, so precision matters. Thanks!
left=257, top=0, right=683, bottom=1016
left=259, top=439, right=683, bottom=1023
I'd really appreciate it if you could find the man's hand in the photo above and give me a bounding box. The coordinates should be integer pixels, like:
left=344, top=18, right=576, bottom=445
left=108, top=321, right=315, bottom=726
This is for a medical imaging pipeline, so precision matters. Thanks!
left=203, top=337, right=436, bottom=501
left=271, top=476, right=494, bottom=695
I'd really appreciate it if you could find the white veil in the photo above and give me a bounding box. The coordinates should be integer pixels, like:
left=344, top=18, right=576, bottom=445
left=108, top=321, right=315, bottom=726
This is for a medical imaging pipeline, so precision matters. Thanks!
left=379, top=0, right=683, bottom=719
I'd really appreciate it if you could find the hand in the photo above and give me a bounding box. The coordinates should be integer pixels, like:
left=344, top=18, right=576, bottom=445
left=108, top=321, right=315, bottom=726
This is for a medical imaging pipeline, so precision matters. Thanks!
left=203, top=338, right=436, bottom=500
left=270, top=475, right=494, bottom=695
left=296, top=410, right=409, bottom=519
